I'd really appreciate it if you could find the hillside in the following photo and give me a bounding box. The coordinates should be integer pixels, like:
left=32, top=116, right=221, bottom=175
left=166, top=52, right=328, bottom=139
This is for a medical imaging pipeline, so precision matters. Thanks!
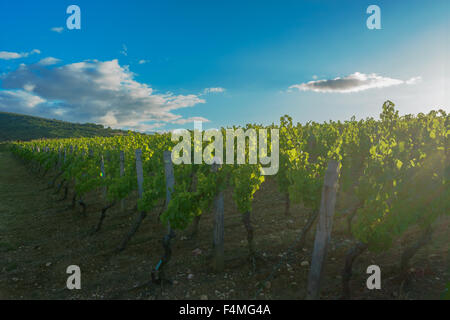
left=0, top=112, right=127, bottom=142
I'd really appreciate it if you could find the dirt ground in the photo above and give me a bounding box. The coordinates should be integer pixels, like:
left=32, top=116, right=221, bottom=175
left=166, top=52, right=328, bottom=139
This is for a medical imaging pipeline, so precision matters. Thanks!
left=0, top=150, right=448, bottom=300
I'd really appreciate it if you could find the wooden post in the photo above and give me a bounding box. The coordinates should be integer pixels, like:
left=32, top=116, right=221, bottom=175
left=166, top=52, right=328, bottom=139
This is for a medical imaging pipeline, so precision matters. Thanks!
left=120, top=151, right=126, bottom=211
left=135, top=149, right=144, bottom=199
left=306, top=160, right=340, bottom=300
left=149, top=151, right=176, bottom=277
left=100, top=155, right=106, bottom=200
left=163, top=150, right=175, bottom=237
left=212, top=159, right=224, bottom=272
left=79, top=149, right=87, bottom=211
left=58, top=148, right=62, bottom=168
left=116, top=149, right=146, bottom=252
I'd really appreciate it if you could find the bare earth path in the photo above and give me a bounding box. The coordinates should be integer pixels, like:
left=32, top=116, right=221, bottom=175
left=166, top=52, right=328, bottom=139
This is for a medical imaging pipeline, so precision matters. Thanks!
left=0, top=151, right=136, bottom=299
left=0, top=150, right=64, bottom=299
left=0, top=150, right=166, bottom=300
left=0, top=151, right=95, bottom=299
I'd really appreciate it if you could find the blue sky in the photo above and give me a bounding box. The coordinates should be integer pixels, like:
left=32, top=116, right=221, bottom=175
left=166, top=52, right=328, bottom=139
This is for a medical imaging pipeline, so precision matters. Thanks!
left=0, top=0, right=448, bottom=131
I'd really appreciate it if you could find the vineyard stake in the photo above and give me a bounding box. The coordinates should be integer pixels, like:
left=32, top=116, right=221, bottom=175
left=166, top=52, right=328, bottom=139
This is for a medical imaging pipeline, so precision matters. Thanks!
left=135, top=149, right=144, bottom=199
left=163, top=150, right=174, bottom=233
left=306, top=160, right=340, bottom=300
left=116, top=149, right=146, bottom=251
left=120, top=150, right=125, bottom=211
left=212, top=159, right=224, bottom=272
left=58, top=147, right=62, bottom=169
left=100, top=154, right=106, bottom=200
left=151, top=150, right=176, bottom=283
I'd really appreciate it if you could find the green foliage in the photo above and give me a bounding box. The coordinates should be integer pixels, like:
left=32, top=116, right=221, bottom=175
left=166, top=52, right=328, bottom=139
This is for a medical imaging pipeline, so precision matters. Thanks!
left=277, top=101, right=448, bottom=254
left=11, top=101, right=449, bottom=250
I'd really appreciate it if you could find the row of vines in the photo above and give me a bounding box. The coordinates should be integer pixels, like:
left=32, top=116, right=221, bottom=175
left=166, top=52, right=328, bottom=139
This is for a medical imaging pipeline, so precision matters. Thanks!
left=10, top=101, right=449, bottom=298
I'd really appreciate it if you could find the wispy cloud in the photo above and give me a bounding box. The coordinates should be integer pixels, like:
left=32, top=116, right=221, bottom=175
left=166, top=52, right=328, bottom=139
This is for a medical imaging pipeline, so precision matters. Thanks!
left=0, top=59, right=207, bottom=132
left=0, top=49, right=40, bottom=60
left=203, top=87, right=226, bottom=94
left=289, top=72, right=421, bottom=93
left=170, top=116, right=210, bottom=124
left=37, top=57, right=61, bottom=66
left=51, top=27, right=64, bottom=33
left=138, top=59, right=149, bottom=64
left=126, top=122, right=165, bottom=132
left=120, top=44, right=128, bottom=57
left=405, top=76, right=422, bottom=85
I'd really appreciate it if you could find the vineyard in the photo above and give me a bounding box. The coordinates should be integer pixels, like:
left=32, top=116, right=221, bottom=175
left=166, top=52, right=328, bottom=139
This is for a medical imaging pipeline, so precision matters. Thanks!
left=3, top=101, right=449, bottom=299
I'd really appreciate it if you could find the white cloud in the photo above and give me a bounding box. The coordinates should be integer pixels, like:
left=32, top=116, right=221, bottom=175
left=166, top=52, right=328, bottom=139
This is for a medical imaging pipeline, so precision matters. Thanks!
left=138, top=59, right=149, bottom=64
left=405, top=76, right=422, bottom=85
left=23, top=84, right=36, bottom=92
left=203, top=87, right=226, bottom=94
left=53, top=108, right=66, bottom=116
left=0, top=59, right=208, bottom=132
left=125, top=122, right=165, bottom=132
left=170, top=116, right=210, bottom=124
left=0, top=49, right=40, bottom=60
left=38, top=57, right=61, bottom=66
left=0, top=90, right=46, bottom=109
left=51, top=27, right=64, bottom=33
left=289, top=72, right=421, bottom=93
left=0, top=52, right=22, bottom=60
